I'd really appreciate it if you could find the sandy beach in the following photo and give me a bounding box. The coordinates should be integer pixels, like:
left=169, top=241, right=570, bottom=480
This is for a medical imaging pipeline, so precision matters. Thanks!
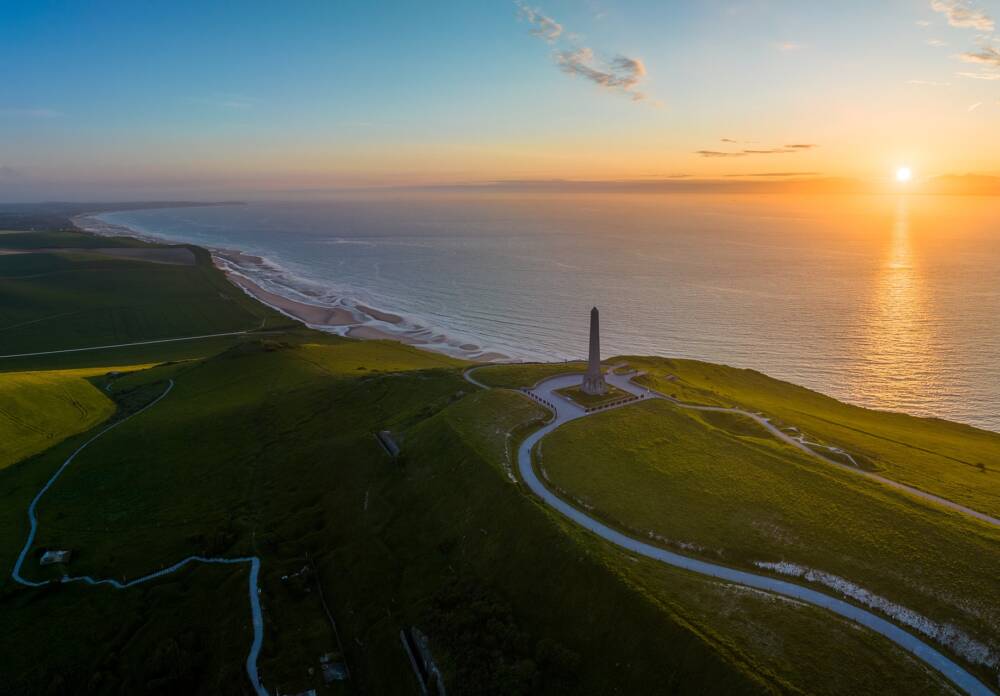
left=226, top=271, right=358, bottom=326
left=73, top=213, right=508, bottom=363
left=216, top=257, right=507, bottom=362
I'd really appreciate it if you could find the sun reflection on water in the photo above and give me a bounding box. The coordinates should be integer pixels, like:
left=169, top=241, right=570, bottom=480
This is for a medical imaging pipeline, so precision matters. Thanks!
left=853, top=197, right=941, bottom=414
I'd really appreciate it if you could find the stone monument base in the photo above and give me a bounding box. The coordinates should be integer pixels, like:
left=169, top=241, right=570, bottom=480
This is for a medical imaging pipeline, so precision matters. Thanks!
left=582, top=372, right=608, bottom=395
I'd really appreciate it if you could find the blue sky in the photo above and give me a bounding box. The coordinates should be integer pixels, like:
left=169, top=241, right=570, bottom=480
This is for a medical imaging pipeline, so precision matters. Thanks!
left=2, top=0, right=998, bottom=199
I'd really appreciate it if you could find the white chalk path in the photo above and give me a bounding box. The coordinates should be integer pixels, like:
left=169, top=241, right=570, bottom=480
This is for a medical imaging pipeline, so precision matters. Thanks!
left=610, top=371, right=1000, bottom=529
left=9, top=380, right=268, bottom=696
left=0, top=320, right=267, bottom=360
left=463, top=366, right=995, bottom=696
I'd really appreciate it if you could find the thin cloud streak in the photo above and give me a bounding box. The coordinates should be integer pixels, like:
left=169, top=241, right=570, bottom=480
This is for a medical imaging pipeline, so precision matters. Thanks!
left=930, top=0, right=994, bottom=31
left=957, top=46, right=1000, bottom=66
left=724, top=172, right=821, bottom=177
left=556, top=49, right=648, bottom=101
left=697, top=142, right=818, bottom=158
left=515, top=1, right=652, bottom=103
left=957, top=70, right=1000, bottom=79
left=515, top=1, right=563, bottom=42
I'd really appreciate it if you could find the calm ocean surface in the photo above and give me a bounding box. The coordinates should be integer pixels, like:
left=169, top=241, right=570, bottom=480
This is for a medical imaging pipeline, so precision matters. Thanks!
left=91, top=193, right=1000, bottom=431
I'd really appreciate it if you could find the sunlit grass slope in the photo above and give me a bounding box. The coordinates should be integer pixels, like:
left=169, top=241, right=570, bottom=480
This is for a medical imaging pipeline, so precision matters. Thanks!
left=0, top=341, right=756, bottom=695
left=1, top=336, right=954, bottom=694
left=409, top=390, right=954, bottom=696
left=623, top=356, right=1000, bottom=517
left=0, top=367, right=122, bottom=469
left=541, top=398, right=1000, bottom=680
left=0, top=225, right=981, bottom=694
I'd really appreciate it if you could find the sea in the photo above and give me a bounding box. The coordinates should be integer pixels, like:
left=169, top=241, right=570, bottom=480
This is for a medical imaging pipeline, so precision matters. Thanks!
left=78, top=192, right=1000, bottom=432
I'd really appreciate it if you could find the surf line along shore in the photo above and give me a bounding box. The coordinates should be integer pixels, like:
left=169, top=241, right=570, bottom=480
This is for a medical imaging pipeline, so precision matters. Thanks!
left=211, top=248, right=508, bottom=362
left=70, top=213, right=508, bottom=363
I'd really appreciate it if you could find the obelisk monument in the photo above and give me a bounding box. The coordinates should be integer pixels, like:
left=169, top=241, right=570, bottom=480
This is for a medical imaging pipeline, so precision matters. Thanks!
left=582, top=306, right=608, bottom=395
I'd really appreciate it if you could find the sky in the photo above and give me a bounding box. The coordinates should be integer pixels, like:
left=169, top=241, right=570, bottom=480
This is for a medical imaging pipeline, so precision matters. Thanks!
left=2, top=0, right=999, bottom=199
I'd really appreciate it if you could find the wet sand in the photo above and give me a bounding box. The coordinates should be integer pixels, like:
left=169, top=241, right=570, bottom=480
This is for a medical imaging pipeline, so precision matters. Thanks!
left=356, top=304, right=403, bottom=324
left=226, top=272, right=358, bottom=326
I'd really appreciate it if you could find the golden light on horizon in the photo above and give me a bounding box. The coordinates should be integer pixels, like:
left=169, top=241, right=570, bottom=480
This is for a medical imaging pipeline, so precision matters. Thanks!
left=896, top=167, right=913, bottom=183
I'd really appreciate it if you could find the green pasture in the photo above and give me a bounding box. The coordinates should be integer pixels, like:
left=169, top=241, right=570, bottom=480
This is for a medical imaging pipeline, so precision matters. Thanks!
left=540, top=398, right=1000, bottom=682
left=624, top=356, right=1000, bottom=518
left=469, top=361, right=585, bottom=388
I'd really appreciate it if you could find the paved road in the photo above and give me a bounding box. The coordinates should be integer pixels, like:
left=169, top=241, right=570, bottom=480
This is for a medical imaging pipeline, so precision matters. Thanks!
left=464, top=366, right=995, bottom=696
left=9, top=380, right=268, bottom=696
left=0, top=320, right=267, bottom=360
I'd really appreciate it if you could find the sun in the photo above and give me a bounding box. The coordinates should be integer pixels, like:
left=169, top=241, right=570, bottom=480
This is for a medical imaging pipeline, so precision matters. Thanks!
left=896, top=166, right=912, bottom=183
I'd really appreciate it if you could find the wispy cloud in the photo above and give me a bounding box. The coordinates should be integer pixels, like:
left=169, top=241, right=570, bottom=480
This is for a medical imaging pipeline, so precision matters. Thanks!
left=927, top=38, right=949, bottom=47
left=775, top=41, right=804, bottom=52
left=957, top=70, right=1000, bottom=79
left=515, top=1, right=563, bottom=43
left=930, top=0, right=994, bottom=31
left=556, top=48, right=648, bottom=100
left=916, top=19, right=932, bottom=27
left=697, top=142, right=818, bottom=158
left=724, top=172, right=821, bottom=177
left=968, top=101, right=983, bottom=111
left=697, top=150, right=748, bottom=158
left=515, top=2, right=652, bottom=104
left=907, top=78, right=952, bottom=85
left=957, top=46, right=1000, bottom=66
left=0, top=107, right=61, bottom=118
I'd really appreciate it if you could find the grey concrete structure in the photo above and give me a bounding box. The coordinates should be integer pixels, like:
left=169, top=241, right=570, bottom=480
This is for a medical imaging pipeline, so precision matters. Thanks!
left=581, top=306, right=607, bottom=395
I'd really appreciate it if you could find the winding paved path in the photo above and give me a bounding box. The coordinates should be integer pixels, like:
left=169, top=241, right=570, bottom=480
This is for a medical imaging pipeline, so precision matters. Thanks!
left=9, top=380, right=268, bottom=696
left=464, top=366, right=996, bottom=696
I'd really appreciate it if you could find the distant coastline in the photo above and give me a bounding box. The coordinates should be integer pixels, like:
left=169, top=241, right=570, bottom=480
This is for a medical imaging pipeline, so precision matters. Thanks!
left=67, top=194, right=1000, bottom=434
left=71, top=211, right=510, bottom=363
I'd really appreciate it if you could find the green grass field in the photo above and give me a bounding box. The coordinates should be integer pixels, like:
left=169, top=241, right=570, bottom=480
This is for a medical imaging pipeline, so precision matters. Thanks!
left=0, top=230, right=289, bottom=358
left=469, top=361, right=586, bottom=388
left=0, top=367, right=134, bottom=469
left=0, top=341, right=754, bottom=695
left=540, top=398, right=1000, bottom=682
left=0, top=222, right=987, bottom=694
left=623, top=356, right=1000, bottom=517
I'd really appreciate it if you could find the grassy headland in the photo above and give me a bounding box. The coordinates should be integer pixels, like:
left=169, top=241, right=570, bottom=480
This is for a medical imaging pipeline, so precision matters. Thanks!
left=0, top=214, right=987, bottom=694
left=540, top=398, right=1000, bottom=682
left=624, top=356, right=1000, bottom=518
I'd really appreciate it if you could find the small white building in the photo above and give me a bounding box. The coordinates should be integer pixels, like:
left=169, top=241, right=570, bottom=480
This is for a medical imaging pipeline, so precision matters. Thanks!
left=40, top=550, right=72, bottom=566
